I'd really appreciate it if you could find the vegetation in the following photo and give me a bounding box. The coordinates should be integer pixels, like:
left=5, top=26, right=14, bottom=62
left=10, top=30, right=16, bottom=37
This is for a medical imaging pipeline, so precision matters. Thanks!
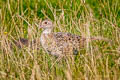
left=0, top=0, right=120, bottom=79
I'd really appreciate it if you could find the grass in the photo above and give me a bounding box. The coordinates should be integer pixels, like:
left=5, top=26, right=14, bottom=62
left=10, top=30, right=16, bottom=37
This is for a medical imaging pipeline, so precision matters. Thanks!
left=0, top=0, right=120, bottom=80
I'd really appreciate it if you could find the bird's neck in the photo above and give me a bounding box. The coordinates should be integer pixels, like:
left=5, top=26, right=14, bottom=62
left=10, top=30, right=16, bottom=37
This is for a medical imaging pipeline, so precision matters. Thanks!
left=42, top=28, right=53, bottom=34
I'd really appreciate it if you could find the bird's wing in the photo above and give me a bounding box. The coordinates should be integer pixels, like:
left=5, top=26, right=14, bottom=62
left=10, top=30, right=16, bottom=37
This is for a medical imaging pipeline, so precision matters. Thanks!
left=54, top=32, right=86, bottom=49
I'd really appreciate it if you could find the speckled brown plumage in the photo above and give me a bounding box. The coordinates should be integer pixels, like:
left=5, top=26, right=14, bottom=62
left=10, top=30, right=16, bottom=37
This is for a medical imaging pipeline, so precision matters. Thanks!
left=45, top=32, right=86, bottom=56
left=14, top=19, right=110, bottom=56
left=40, top=19, right=87, bottom=56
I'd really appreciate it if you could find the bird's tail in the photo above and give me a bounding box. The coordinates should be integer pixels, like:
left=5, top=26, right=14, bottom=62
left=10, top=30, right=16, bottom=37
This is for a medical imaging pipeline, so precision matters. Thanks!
left=85, top=36, right=112, bottom=43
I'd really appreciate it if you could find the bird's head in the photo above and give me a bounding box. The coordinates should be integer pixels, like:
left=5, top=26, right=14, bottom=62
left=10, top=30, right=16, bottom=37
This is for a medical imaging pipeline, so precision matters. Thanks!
left=39, top=19, right=53, bottom=29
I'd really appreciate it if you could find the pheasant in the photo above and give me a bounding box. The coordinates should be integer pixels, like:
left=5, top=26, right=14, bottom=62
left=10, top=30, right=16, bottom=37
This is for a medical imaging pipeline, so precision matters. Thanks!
left=13, top=19, right=110, bottom=56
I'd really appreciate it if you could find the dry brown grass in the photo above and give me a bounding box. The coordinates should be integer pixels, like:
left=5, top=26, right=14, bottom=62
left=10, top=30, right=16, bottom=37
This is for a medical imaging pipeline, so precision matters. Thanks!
left=0, top=0, right=120, bottom=80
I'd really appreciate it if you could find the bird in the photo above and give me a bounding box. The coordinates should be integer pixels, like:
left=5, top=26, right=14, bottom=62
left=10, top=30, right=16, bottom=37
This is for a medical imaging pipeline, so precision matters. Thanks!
left=39, top=19, right=87, bottom=56
left=13, top=19, right=110, bottom=57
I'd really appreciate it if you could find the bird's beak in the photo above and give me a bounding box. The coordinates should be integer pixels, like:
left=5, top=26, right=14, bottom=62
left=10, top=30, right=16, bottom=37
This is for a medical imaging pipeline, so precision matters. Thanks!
left=39, top=24, right=43, bottom=29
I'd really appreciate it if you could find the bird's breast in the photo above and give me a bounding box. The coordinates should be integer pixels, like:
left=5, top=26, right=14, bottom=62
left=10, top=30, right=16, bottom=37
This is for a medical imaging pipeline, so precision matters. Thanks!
left=40, top=33, right=54, bottom=48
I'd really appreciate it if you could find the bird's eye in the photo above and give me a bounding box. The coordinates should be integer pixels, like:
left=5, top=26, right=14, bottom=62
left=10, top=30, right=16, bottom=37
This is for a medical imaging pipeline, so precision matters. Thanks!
left=44, top=22, right=47, bottom=24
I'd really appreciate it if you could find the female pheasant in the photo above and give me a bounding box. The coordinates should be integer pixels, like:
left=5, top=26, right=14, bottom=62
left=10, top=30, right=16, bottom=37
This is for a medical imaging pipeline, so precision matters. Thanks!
left=13, top=19, right=110, bottom=56
left=40, top=19, right=86, bottom=56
